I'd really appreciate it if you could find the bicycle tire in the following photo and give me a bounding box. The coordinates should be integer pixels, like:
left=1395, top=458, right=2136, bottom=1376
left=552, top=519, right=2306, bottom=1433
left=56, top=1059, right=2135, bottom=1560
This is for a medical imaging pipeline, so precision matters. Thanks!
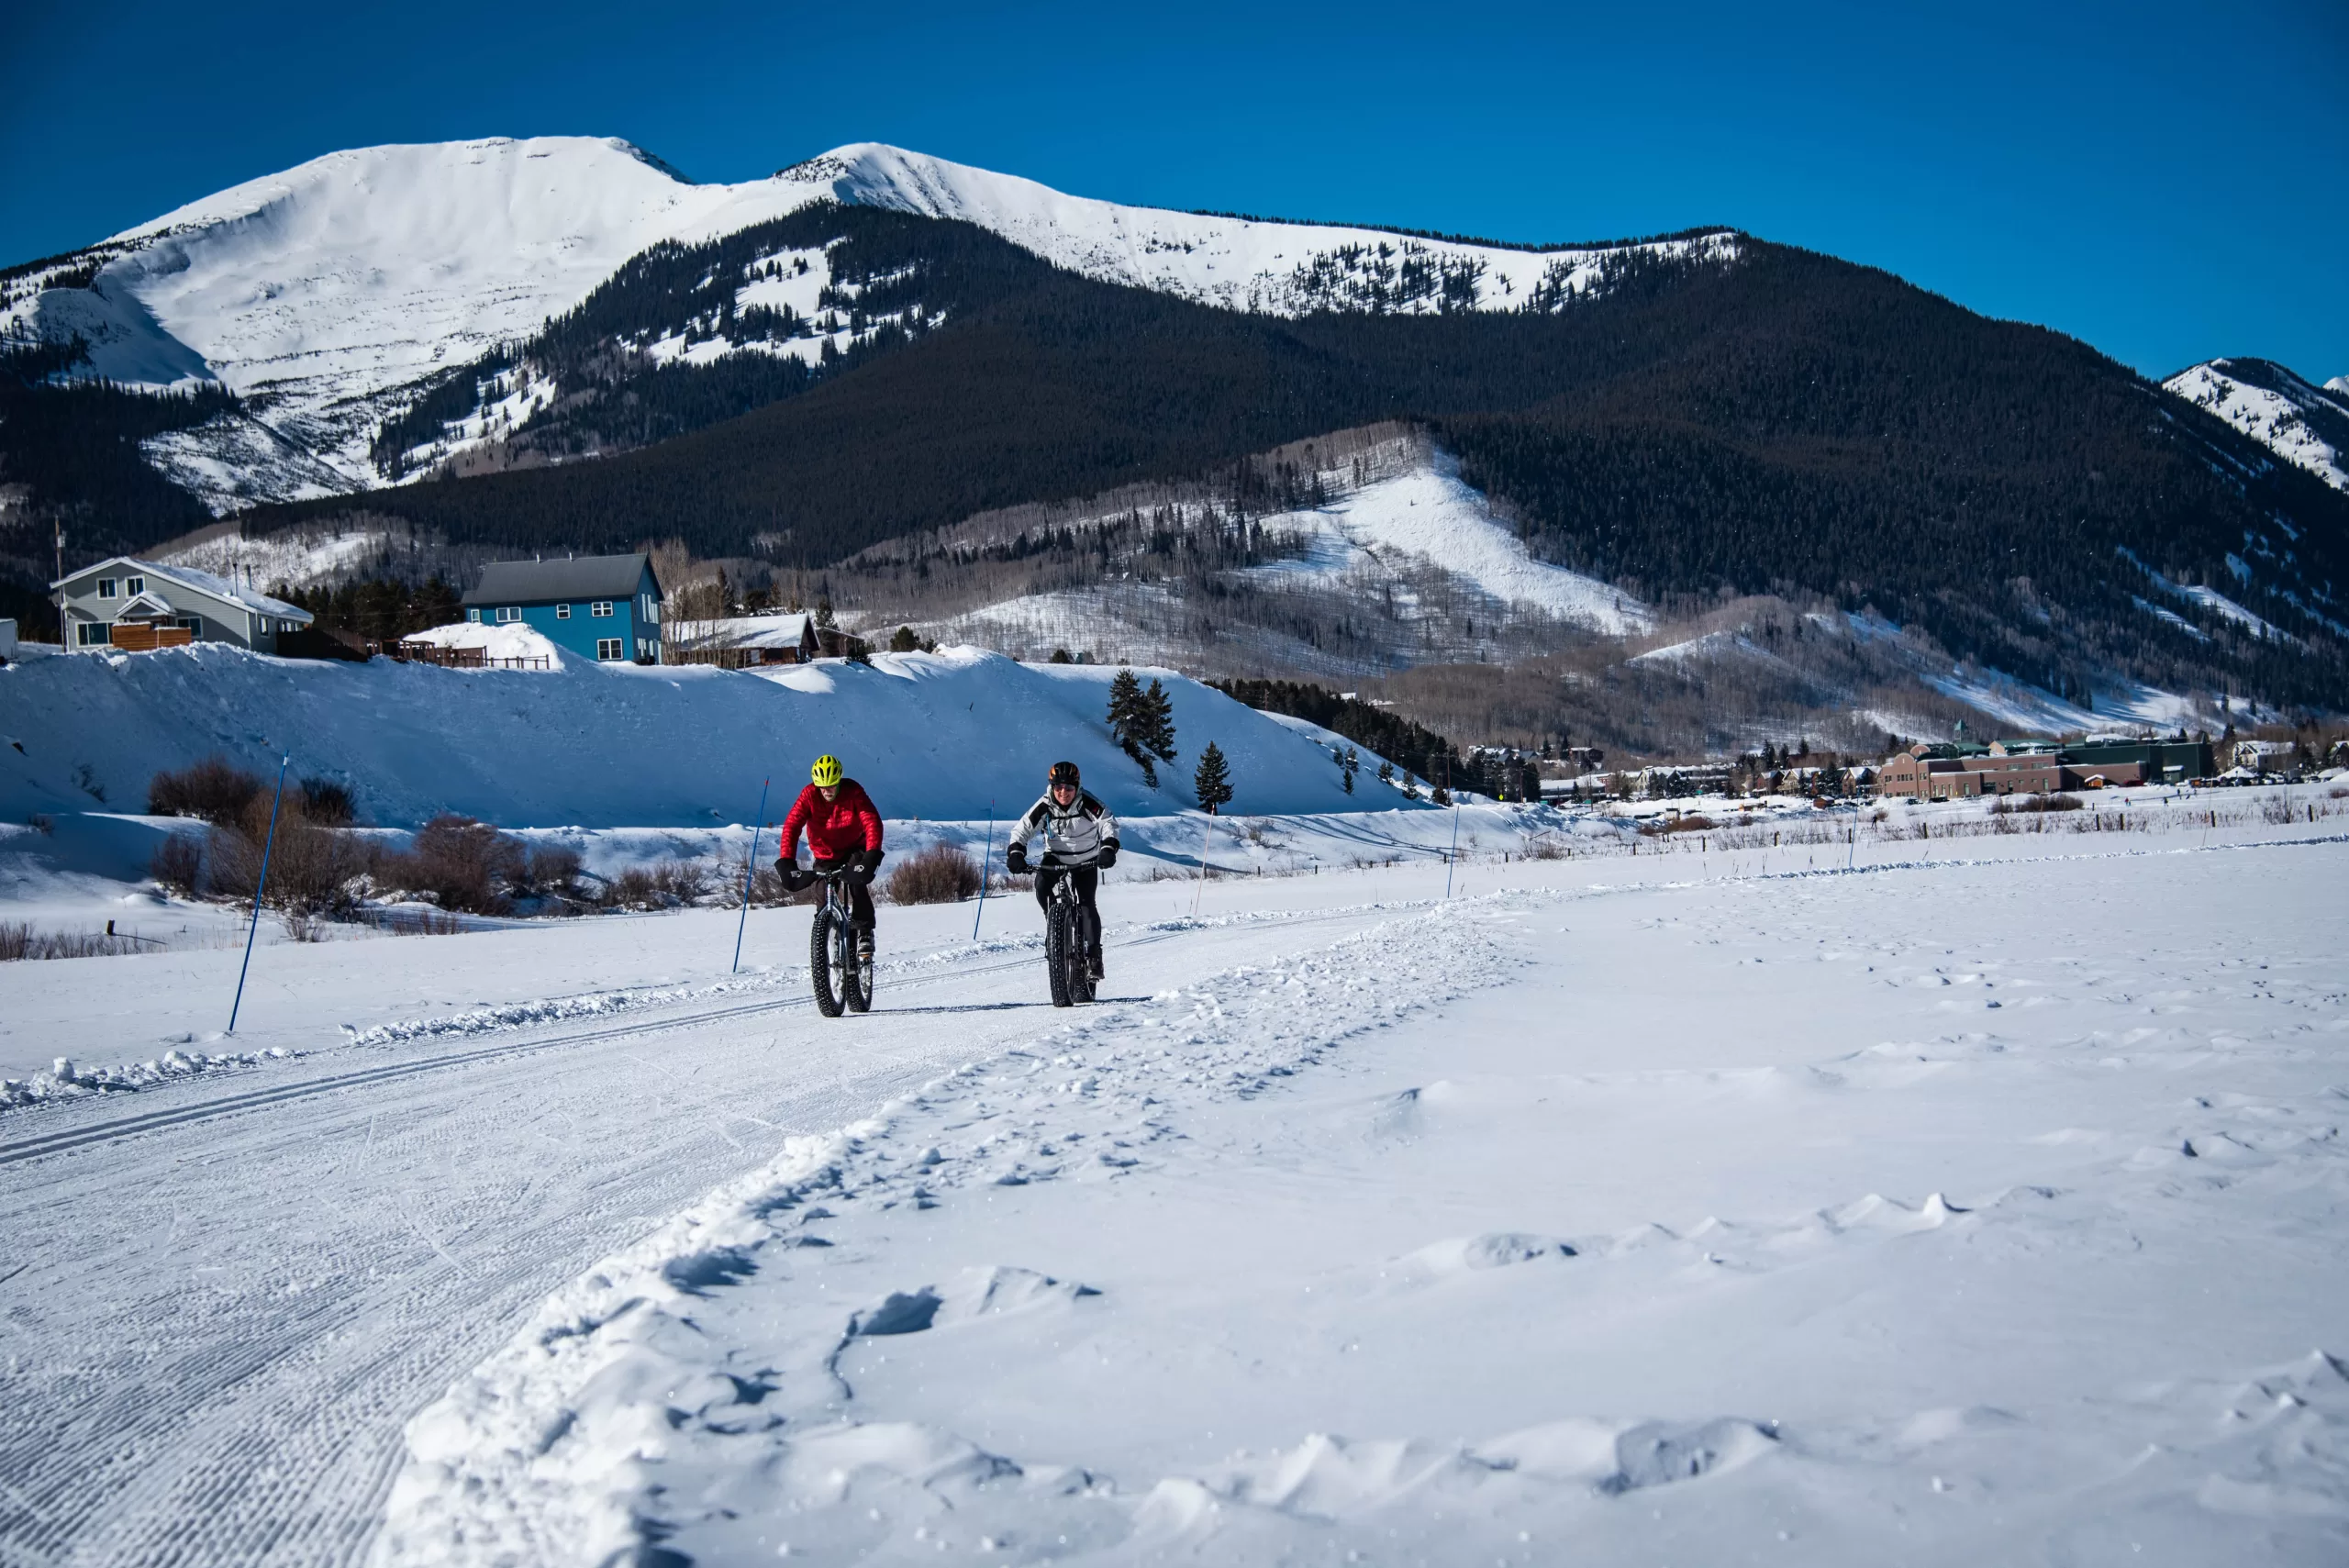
left=1045, top=899, right=1075, bottom=1007
left=846, top=922, right=874, bottom=1013
left=810, top=903, right=845, bottom=1018
left=1074, top=905, right=1098, bottom=1004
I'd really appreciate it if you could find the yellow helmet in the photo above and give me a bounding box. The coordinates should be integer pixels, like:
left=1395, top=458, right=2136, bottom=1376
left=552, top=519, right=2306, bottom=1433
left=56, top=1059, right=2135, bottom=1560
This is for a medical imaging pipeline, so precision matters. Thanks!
left=810, top=754, right=843, bottom=787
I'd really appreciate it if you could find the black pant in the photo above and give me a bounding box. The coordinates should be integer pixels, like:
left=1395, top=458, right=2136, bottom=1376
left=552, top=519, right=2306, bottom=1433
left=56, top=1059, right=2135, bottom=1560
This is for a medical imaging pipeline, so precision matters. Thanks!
left=1034, top=863, right=1101, bottom=956
left=816, top=857, right=877, bottom=929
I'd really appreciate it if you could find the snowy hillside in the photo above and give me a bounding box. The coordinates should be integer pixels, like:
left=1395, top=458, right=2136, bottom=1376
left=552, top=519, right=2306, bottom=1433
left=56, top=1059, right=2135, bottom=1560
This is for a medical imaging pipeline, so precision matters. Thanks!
left=2165, top=357, right=2349, bottom=491
left=0, top=644, right=1395, bottom=828
left=786, top=143, right=1737, bottom=317
left=4, top=138, right=1732, bottom=510
left=1244, top=450, right=1651, bottom=635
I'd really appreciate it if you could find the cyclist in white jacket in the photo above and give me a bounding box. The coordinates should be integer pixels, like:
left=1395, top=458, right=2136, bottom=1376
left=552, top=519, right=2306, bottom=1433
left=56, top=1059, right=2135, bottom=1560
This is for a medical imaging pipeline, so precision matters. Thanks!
left=1006, top=761, right=1119, bottom=979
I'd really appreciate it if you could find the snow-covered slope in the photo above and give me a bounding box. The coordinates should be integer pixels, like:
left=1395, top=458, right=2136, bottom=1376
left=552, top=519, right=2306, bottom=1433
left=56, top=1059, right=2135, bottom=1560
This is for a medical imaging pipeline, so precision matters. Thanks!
left=0, top=644, right=1395, bottom=828
left=1248, top=451, right=1651, bottom=634
left=4, top=138, right=1734, bottom=507
left=2165, top=357, right=2349, bottom=491
left=790, top=143, right=1735, bottom=317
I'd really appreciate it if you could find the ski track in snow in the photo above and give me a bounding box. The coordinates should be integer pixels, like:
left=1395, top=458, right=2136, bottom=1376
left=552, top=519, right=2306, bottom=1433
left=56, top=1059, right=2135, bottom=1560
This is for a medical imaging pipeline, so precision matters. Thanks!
left=4, top=835, right=2343, bottom=1566
left=375, top=840, right=2349, bottom=1567
left=369, top=895, right=1531, bottom=1565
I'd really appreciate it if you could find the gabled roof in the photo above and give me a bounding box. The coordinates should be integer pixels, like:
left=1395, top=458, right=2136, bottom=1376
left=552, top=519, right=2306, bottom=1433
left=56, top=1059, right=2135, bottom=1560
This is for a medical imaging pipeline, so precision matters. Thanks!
left=462, top=553, right=658, bottom=606
left=51, top=555, right=312, bottom=622
left=670, top=611, right=818, bottom=651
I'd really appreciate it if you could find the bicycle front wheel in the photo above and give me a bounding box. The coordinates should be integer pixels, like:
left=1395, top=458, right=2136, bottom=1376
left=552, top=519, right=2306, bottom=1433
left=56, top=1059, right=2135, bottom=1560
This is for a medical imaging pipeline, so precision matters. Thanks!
left=810, top=905, right=846, bottom=1018
left=1045, top=900, right=1075, bottom=1007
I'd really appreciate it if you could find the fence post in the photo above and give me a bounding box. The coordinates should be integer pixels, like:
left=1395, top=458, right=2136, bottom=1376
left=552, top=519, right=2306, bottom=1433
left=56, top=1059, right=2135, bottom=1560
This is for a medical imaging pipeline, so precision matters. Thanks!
left=1444, top=799, right=1462, bottom=899
left=228, top=755, right=290, bottom=1034
left=972, top=800, right=995, bottom=941
left=731, top=778, right=769, bottom=974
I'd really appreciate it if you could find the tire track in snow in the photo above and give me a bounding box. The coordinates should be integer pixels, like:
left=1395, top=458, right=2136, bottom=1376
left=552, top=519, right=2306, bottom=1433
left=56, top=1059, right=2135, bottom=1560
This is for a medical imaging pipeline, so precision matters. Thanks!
left=0, top=898, right=1425, bottom=1568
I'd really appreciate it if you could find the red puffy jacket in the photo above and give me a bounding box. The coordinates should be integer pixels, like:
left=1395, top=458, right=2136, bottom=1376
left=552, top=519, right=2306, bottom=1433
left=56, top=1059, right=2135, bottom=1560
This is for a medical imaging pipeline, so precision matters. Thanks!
left=780, top=780, right=884, bottom=864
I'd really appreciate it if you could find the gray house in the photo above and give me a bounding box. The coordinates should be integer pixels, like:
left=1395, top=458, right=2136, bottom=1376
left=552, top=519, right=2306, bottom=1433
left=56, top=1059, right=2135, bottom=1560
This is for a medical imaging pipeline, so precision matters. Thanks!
left=51, top=557, right=313, bottom=653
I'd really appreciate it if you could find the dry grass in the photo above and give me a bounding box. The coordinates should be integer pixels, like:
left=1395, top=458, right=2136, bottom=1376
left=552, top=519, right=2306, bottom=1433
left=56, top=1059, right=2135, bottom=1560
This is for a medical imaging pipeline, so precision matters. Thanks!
left=0, top=922, right=142, bottom=962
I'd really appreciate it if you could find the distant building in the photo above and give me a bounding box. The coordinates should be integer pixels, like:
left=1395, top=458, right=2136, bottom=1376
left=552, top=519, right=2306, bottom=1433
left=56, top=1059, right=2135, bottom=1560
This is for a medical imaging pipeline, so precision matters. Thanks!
left=1876, top=737, right=2213, bottom=798
left=667, top=611, right=822, bottom=667
left=461, top=554, right=663, bottom=663
left=51, top=556, right=313, bottom=653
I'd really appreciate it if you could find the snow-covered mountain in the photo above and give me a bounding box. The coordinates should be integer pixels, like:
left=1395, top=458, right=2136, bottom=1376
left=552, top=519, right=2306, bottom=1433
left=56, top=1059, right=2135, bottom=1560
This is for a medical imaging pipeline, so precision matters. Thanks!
left=1, top=138, right=1732, bottom=511
left=2164, top=357, right=2349, bottom=491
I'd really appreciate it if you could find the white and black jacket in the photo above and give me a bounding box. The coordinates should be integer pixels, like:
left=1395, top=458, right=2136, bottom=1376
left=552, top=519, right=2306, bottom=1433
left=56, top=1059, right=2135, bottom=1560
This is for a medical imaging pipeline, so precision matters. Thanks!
left=1010, top=789, right=1119, bottom=864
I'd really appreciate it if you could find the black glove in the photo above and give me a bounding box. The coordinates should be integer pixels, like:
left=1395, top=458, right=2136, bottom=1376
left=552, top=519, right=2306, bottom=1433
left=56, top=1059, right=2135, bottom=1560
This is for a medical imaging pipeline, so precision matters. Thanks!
left=1006, top=843, right=1029, bottom=875
left=1096, top=840, right=1119, bottom=869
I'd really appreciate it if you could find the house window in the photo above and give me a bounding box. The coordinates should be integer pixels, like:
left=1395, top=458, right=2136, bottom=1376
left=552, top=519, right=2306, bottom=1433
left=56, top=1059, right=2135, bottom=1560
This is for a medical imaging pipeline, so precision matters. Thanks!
left=467, top=608, right=481, bottom=623
left=591, top=601, right=614, bottom=617
left=555, top=603, right=572, bottom=619
left=495, top=606, right=522, bottom=624
left=126, top=576, right=145, bottom=595
left=596, top=638, right=623, bottom=661
left=96, top=578, right=118, bottom=599
left=76, top=622, right=112, bottom=646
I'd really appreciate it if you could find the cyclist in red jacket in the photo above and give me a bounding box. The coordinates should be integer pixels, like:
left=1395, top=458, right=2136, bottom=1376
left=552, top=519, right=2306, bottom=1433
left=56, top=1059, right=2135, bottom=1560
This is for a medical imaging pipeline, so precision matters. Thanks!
left=776, top=754, right=885, bottom=950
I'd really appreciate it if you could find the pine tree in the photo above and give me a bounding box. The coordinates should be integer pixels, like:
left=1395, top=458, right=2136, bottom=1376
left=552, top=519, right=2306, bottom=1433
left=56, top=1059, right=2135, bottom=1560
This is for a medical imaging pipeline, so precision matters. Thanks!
left=1106, top=666, right=1154, bottom=785
left=1194, top=741, right=1233, bottom=815
left=1141, top=678, right=1177, bottom=765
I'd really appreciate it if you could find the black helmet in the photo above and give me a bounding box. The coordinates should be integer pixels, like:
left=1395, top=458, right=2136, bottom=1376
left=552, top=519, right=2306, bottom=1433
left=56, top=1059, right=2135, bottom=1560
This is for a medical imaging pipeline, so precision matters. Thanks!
left=1048, top=761, right=1080, bottom=789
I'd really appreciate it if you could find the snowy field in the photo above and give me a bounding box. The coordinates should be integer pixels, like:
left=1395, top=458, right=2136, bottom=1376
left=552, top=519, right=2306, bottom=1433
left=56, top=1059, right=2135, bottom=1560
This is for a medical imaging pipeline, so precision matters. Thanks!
left=1, top=807, right=2343, bottom=1567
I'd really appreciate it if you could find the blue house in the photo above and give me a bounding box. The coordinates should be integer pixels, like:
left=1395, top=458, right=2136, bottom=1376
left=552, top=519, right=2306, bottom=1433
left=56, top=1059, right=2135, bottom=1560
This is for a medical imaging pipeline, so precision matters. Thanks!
left=462, top=554, right=664, bottom=663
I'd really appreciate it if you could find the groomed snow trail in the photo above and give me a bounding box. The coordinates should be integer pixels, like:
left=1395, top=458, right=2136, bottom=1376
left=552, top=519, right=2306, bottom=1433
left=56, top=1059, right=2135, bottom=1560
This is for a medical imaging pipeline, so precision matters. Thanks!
left=377, top=840, right=2346, bottom=1566
left=0, top=899, right=1419, bottom=1568
left=372, top=897, right=1522, bottom=1564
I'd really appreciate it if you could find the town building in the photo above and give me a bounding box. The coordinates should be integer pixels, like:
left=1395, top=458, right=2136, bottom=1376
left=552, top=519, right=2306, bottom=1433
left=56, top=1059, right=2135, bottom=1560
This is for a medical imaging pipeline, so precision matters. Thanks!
left=461, top=554, right=664, bottom=663
left=1875, top=737, right=2214, bottom=798
left=667, top=611, right=822, bottom=667
left=51, top=557, right=313, bottom=653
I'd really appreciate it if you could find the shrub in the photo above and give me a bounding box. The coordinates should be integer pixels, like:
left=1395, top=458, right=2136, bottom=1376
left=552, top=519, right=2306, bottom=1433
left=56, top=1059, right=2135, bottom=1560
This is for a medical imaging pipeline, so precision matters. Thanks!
left=1987, top=792, right=2084, bottom=814
left=149, top=755, right=262, bottom=824
left=596, top=860, right=712, bottom=910
left=370, top=814, right=524, bottom=916
left=510, top=843, right=583, bottom=901
left=206, top=795, right=369, bottom=914
left=150, top=833, right=203, bottom=894
left=297, top=777, right=355, bottom=826
left=885, top=843, right=982, bottom=904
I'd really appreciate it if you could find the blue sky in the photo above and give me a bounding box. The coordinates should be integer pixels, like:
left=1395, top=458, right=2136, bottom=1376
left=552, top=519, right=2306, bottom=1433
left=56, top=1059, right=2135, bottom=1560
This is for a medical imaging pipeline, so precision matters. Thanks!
left=5, top=1, right=2342, bottom=378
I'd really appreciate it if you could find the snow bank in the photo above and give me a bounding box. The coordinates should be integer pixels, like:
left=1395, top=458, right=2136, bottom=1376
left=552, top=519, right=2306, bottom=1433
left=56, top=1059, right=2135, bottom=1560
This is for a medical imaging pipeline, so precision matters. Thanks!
left=400, top=619, right=565, bottom=664
left=0, top=644, right=1407, bottom=830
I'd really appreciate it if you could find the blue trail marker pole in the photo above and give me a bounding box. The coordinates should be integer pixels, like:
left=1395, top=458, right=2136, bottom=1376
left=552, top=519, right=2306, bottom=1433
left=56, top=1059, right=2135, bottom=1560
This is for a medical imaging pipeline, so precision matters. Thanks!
left=972, top=800, right=996, bottom=941
left=732, top=778, right=770, bottom=974
left=1444, top=798, right=1462, bottom=900
left=228, top=755, right=289, bottom=1034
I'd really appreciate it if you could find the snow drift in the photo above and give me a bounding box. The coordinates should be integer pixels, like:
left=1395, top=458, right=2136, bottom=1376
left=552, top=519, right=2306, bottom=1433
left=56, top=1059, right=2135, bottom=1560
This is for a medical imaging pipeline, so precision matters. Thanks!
left=0, top=644, right=1394, bottom=829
